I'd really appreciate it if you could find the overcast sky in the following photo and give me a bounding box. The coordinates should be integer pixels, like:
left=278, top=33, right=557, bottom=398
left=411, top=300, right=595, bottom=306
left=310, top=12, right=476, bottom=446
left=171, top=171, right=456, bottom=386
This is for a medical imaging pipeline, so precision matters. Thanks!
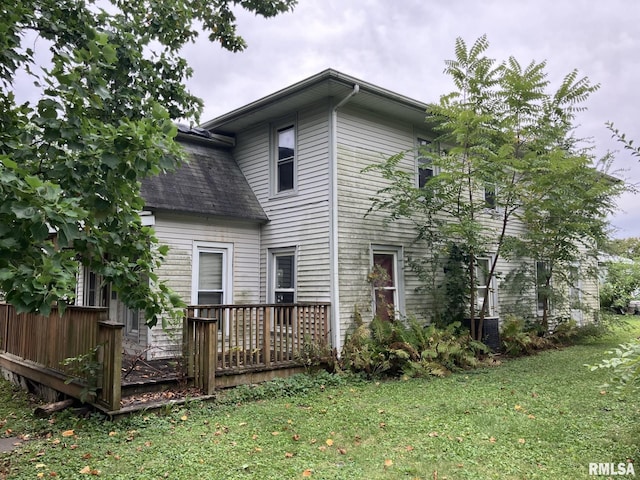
left=178, top=0, right=640, bottom=239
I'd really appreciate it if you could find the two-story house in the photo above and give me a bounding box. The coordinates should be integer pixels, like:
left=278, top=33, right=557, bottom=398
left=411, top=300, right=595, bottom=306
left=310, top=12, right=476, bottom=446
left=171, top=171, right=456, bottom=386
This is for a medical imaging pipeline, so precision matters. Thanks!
left=80, top=69, right=599, bottom=359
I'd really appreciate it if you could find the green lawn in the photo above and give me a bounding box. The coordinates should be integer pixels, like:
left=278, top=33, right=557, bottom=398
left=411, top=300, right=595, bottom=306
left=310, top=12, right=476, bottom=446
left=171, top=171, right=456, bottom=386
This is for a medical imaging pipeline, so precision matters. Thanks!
left=1, top=319, right=639, bottom=479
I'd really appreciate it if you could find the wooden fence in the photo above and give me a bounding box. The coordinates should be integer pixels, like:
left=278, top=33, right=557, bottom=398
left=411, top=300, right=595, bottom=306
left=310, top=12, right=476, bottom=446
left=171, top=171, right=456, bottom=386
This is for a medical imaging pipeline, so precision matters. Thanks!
left=184, top=303, right=330, bottom=394
left=0, top=304, right=122, bottom=411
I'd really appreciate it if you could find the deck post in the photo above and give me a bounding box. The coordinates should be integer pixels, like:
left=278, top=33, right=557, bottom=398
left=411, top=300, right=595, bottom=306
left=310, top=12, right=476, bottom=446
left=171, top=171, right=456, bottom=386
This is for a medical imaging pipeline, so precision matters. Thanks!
left=97, top=320, right=123, bottom=411
left=263, top=307, right=271, bottom=366
left=202, top=319, right=217, bottom=395
left=184, top=309, right=196, bottom=379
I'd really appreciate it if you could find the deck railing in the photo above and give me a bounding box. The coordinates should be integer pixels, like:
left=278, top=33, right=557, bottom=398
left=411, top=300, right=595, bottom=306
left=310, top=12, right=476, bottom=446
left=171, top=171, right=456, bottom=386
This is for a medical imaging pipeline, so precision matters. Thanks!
left=0, top=304, right=123, bottom=410
left=184, top=303, right=330, bottom=394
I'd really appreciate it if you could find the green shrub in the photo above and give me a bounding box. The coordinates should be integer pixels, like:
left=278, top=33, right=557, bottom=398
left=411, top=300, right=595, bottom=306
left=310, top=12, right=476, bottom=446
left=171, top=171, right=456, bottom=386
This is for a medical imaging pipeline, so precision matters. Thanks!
left=500, top=315, right=551, bottom=356
left=588, top=340, right=640, bottom=395
left=340, top=317, right=489, bottom=378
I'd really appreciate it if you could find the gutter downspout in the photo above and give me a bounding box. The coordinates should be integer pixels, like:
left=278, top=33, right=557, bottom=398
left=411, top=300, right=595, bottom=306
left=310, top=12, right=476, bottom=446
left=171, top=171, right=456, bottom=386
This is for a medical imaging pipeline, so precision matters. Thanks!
left=329, top=84, right=359, bottom=354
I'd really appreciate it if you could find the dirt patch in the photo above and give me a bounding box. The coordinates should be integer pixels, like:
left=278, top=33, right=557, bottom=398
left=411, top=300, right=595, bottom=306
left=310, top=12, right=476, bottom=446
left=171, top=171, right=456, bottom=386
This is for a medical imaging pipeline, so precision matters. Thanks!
left=121, top=357, right=185, bottom=384
left=119, top=387, right=204, bottom=409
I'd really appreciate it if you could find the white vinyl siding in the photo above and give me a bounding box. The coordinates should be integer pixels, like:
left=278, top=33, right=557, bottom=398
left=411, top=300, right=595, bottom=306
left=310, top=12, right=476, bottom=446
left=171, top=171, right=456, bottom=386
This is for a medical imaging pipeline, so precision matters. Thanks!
left=148, top=214, right=261, bottom=359
left=335, top=105, right=422, bottom=333
left=233, top=102, right=332, bottom=305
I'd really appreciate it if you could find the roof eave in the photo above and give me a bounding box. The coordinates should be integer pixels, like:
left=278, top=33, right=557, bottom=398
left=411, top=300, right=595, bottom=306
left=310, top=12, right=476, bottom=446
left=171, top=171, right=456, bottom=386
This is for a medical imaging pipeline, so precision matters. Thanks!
left=200, top=69, right=430, bottom=132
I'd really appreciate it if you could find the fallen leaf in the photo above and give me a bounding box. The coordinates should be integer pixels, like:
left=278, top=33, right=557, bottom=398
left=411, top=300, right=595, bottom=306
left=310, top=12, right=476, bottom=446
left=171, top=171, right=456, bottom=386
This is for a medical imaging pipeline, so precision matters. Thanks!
left=518, top=438, right=526, bottom=444
left=254, top=447, right=262, bottom=452
left=302, top=469, right=312, bottom=477
left=239, top=422, right=247, bottom=427
left=252, top=434, right=258, bottom=440
left=600, top=390, right=607, bottom=395
left=489, top=436, right=496, bottom=443
left=271, top=431, right=280, bottom=436
left=405, top=445, right=414, bottom=451
left=514, top=404, right=523, bottom=411
left=82, top=453, right=92, bottom=460
left=180, top=415, right=188, bottom=421
left=62, top=430, right=74, bottom=437
left=325, top=439, right=334, bottom=446
left=292, top=434, right=301, bottom=441
left=285, top=452, right=294, bottom=458
left=456, top=437, right=464, bottom=443
left=528, top=414, right=536, bottom=419
left=428, top=432, right=439, bottom=437
left=51, top=439, right=60, bottom=445
left=108, top=432, right=117, bottom=437
left=318, top=446, right=327, bottom=452
left=384, top=459, right=393, bottom=468
left=37, top=474, right=44, bottom=478
left=79, top=466, right=91, bottom=474
left=379, top=422, right=386, bottom=428
left=338, top=448, right=347, bottom=455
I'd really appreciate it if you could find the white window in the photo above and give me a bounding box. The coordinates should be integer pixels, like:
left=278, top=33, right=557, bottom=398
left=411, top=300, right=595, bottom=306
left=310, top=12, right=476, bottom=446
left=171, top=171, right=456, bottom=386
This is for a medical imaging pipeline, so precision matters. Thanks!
left=475, top=257, right=496, bottom=317
left=84, top=268, right=109, bottom=307
left=192, top=242, right=233, bottom=305
left=269, top=248, right=296, bottom=304
left=417, top=138, right=438, bottom=188
left=273, top=121, right=296, bottom=194
left=371, top=246, right=404, bottom=321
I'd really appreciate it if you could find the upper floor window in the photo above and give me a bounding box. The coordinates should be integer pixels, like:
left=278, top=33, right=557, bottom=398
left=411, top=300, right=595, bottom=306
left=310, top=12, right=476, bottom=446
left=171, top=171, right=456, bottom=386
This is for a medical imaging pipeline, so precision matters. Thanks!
left=274, top=123, right=296, bottom=194
left=417, top=138, right=438, bottom=188
left=484, top=183, right=497, bottom=209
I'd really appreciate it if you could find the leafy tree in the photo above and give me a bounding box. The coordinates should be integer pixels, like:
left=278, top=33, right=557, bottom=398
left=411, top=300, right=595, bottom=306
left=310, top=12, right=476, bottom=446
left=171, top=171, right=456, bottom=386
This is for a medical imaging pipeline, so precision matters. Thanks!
left=366, top=35, right=623, bottom=339
left=605, top=237, right=640, bottom=260
left=0, top=0, right=296, bottom=323
left=599, top=260, right=640, bottom=314
left=509, top=151, right=623, bottom=329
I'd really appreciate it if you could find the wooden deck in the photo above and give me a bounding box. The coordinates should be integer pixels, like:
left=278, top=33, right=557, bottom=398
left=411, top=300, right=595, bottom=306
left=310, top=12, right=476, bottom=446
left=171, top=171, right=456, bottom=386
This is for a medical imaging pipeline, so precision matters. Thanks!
left=0, top=302, right=330, bottom=413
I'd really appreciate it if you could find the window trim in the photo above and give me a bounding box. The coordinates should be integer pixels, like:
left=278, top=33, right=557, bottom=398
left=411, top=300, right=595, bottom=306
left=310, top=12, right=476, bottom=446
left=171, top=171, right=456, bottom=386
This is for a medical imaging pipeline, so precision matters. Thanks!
left=371, top=245, right=405, bottom=321
left=416, top=137, right=438, bottom=188
left=268, top=247, right=297, bottom=304
left=271, top=117, right=298, bottom=196
left=475, top=257, right=497, bottom=317
left=191, top=241, right=234, bottom=305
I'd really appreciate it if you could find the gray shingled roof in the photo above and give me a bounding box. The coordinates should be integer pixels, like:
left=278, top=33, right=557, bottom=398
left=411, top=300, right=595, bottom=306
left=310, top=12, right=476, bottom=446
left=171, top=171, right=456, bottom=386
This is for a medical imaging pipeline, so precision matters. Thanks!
left=141, top=136, right=268, bottom=223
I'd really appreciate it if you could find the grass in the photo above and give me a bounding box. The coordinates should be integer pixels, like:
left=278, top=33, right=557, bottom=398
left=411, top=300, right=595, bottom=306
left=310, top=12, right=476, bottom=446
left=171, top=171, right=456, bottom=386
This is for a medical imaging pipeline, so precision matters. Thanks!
left=1, top=319, right=639, bottom=479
